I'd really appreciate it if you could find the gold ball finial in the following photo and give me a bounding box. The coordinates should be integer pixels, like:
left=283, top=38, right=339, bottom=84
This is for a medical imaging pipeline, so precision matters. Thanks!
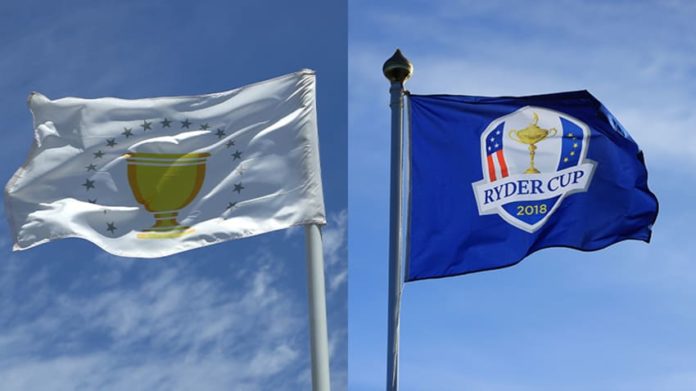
left=383, top=49, right=413, bottom=84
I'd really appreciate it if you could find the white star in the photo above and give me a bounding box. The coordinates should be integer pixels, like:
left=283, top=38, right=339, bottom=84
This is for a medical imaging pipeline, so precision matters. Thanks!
left=495, top=143, right=499, bottom=148
left=490, top=138, right=494, bottom=142
left=496, top=130, right=501, bottom=135
left=487, top=146, right=492, bottom=151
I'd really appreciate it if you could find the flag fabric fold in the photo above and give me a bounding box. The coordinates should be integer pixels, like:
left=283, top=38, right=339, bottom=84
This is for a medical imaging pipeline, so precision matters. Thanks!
left=5, top=70, right=325, bottom=258
left=406, top=91, right=658, bottom=281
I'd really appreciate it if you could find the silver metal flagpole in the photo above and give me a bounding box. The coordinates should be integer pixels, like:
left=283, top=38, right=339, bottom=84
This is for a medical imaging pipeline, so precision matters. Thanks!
left=383, top=49, right=413, bottom=391
left=304, top=223, right=332, bottom=391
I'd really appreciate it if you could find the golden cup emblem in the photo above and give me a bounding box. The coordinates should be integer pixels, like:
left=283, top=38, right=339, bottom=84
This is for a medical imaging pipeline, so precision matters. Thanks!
left=509, top=113, right=557, bottom=174
left=125, top=152, right=210, bottom=238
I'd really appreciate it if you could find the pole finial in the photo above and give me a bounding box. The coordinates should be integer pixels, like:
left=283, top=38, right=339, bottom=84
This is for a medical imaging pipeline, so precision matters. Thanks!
left=383, top=49, right=413, bottom=84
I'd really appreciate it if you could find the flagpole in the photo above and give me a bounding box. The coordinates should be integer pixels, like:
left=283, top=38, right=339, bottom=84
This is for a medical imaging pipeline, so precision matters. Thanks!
left=383, top=49, right=413, bottom=391
left=304, top=223, right=332, bottom=391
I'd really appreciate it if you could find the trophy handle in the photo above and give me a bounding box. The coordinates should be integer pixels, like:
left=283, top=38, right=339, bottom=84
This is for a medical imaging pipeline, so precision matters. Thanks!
left=548, top=128, right=557, bottom=138
left=508, top=129, right=520, bottom=143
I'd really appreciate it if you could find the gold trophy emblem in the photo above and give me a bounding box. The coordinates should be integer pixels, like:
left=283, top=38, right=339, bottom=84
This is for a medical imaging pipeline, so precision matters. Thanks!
left=125, top=152, right=210, bottom=238
left=509, top=113, right=557, bottom=174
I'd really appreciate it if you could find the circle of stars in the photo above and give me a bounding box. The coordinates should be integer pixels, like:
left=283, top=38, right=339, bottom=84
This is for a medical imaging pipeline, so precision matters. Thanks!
left=81, top=116, right=248, bottom=228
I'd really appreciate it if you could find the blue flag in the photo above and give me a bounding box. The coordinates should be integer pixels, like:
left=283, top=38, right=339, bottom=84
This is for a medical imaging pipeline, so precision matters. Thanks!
left=407, top=91, right=658, bottom=282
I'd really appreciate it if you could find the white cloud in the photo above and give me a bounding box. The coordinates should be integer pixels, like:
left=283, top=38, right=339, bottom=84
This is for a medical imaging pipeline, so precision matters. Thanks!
left=0, top=210, right=348, bottom=391
left=321, top=210, right=348, bottom=391
left=350, top=0, right=696, bottom=169
left=323, top=209, right=348, bottom=295
left=0, top=249, right=312, bottom=391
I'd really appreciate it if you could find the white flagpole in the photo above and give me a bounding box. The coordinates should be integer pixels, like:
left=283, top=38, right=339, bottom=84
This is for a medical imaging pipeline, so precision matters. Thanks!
left=304, top=223, right=332, bottom=391
left=383, top=49, right=413, bottom=391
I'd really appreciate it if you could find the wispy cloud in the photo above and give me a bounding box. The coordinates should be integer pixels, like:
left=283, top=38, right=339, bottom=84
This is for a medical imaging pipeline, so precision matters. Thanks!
left=350, top=0, right=696, bottom=168
left=0, top=210, right=347, bottom=391
left=279, top=209, right=348, bottom=296
left=0, top=204, right=346, bottom=390
left=0, top=248, right=312, bottom=391
left=323, top=209, right=348, bottom=295
left=322, top=210, right=348, bottom=391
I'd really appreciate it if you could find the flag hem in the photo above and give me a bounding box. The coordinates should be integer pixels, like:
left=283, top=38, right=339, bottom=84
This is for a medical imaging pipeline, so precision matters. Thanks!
left=12, top=217, right=327, bottom=259
left=27, top=69, right=316, bottom=103
left=405, top=233, right=652, bottom=283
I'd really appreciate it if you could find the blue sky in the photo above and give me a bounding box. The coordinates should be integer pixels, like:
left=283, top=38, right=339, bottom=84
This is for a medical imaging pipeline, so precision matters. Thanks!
left=4, top=1, right=696, bottom=390
left=350, top=1, right=696, bottom=390
left=0, top=1, right=346, bottom=390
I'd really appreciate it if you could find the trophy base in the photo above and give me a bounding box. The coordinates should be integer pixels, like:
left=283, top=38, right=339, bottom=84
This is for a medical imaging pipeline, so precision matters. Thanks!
left=136, top=226, right=195, bottom=239
left=136, top=213, right=195, bottom=239
left=524, top=167, right=541, bottom=174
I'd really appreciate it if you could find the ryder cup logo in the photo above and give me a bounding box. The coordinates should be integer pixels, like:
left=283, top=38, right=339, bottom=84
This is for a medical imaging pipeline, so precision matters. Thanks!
left=472, top=107, right=596, bottom=232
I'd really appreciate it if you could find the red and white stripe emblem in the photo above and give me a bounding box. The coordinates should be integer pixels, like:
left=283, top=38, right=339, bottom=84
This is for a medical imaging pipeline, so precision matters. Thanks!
left=486, top=150, right=509, bottom=181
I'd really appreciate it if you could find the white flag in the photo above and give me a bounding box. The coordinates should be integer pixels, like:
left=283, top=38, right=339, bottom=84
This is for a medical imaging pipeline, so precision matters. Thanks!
left=5, top=70, right=325, bottom=258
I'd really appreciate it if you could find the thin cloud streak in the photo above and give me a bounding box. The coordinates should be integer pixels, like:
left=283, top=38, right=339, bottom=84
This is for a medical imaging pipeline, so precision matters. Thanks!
left=351, top=0, right=696, bottom=168
left=0, top=248, right=311, bottom=390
